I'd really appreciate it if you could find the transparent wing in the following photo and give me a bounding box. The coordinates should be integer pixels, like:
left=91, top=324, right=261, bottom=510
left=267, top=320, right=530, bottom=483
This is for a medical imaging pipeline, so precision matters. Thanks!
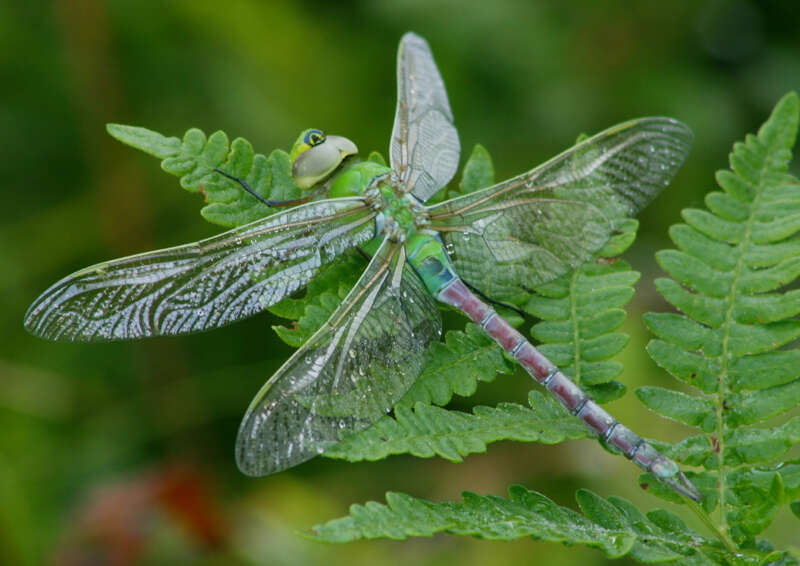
left=24, top=198, right=377, bottom=341
left=428, top=117, right=692, bottom=298
left=236, top=238, right=442, bottom=476
left=390, top=32, right=460, bottom=203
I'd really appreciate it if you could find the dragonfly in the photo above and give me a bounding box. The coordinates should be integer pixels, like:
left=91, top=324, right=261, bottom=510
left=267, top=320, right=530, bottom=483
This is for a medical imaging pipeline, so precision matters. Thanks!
left=24, top=33, right=701, bottom=501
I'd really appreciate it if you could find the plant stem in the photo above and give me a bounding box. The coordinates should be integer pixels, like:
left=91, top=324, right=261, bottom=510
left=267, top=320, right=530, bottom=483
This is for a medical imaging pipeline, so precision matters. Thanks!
left=686, top=499, right=738, bottom=557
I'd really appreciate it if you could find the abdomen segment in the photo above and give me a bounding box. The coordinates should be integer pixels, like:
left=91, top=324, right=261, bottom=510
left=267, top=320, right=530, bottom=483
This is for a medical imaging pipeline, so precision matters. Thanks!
left=436, top=276, right=702, bottom=502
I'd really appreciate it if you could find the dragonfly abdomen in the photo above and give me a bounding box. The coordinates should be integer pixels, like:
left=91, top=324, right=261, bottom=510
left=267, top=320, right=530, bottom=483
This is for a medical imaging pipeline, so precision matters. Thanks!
left=436, top=276, right=702, bottom=502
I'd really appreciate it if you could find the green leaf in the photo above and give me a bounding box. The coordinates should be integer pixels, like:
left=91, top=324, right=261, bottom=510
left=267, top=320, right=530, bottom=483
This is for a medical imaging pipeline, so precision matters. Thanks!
left=727, top=473, right=784, bottom=543
left=309, top=486, right=722, bottom=563
left=726, top=378, right=800, bottom=428
left=705, top=191, right=750, bottom=221
left=600, top=219, right=639, bottom=256
left=643, top=91, right=800, bottom=544
left=681, top=208, right=744, bottom=243
left=397, top=324, right=513, bottom=407
left=108, top=124, right=301, bottom=227
left=636, top=387, right=716, bottom=431
left=653, top=278, right=726, bottom=327
left=645, top=339, right=719, bottom=394
left=106, top=124, right=181, bottom=158
left=324, top=391, right=588, bottom=462
left=726, top=418, right=800, bottom=466
left=109, top=86, right=800, bottom=561
left=656, top=249, right=732, bottom=297
left=269, top=252, right=366, bottom=346
left=669, top=223, right=737, bottom=271
left=643, top=313, right=711, bottom=351
left=454, top=143, right=494, bottom=197
left=729, top=350, right=800, bottom=391
left=527, top=243, right=640, bottom=404
left=737, top=257, right=800, bottom=293
left=648, top=435, right=715, bottom=468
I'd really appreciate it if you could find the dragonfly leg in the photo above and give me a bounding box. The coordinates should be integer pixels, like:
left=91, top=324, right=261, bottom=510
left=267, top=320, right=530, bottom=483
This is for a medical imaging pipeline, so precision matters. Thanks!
left=437, top=276, right=703, bottom=502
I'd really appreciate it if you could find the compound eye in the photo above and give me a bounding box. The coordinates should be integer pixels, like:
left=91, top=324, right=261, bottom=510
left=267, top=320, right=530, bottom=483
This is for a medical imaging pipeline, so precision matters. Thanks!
left=304, top=129, right=325, bottom=146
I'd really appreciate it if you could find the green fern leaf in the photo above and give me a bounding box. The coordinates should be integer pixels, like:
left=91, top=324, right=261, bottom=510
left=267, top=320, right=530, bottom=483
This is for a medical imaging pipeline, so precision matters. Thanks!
left=308, top=486, right=732, bottom=563
left=324, top=391, right=587, bottom=462
left=725, top=418, right=800, bottom=465
left=642, top=91, right=800, bottom=544
left=320, top=321, right=518, bottom=462
left=397, top=323, right=513, bottom=407
left=269, top=252, right=366, bottom=346
left=107, top=124, right=300, bottom=227
left=452, top=143, right=494, bottom=198
left=526, top=219, right=640, bottom=403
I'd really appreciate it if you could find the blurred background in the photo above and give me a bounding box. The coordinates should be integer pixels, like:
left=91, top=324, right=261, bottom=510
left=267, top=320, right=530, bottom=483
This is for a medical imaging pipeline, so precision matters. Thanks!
left=2, top=1, right=799, bottom=564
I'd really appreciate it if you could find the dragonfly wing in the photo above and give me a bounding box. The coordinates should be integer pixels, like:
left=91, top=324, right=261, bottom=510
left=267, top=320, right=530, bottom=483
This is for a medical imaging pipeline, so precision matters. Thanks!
left=390, top=32, right=460, bottom=203
left=429, top=117, right=692, bottom=297
left=440, top=200, right=615, bottom=298
left=236, top=238, right=442, bottom=476
left=24, top=199, right=377, bottom=341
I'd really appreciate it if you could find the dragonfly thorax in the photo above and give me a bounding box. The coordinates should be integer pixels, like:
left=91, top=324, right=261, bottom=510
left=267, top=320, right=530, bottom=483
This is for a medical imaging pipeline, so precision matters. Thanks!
left=365, top=178, right=430, bottom=242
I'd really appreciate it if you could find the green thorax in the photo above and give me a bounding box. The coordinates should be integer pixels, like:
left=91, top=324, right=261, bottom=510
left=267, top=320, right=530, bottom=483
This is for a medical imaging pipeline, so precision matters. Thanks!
left=322, top=160, right=458, bottom=298
left=318, top=161, right=456, bottom=296
left=328, top=161, right=426, bottom=237
left=328, top=160, right=390, bottom=199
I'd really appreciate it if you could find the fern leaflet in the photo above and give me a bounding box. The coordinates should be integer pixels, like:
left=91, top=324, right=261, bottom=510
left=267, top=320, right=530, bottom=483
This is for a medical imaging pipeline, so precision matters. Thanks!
left=106, top=124, right=300, bottom=227
left=324, top=391, right=587, bottom=462
left=308, top=486, right=762, bottom=564
left=641, top=92, right=800, bottom=546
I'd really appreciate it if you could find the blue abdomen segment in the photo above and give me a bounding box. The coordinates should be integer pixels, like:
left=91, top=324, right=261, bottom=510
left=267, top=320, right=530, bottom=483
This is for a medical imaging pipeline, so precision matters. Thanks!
left=405, top=233, right=457, bottom=296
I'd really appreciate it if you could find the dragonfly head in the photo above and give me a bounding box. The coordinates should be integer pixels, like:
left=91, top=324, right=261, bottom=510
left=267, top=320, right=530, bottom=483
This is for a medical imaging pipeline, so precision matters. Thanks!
left=290, top=129, right=358, bottom=190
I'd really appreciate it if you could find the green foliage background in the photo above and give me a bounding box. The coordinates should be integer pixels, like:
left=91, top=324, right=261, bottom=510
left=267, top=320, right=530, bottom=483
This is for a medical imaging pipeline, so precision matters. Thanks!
left=2, top=1, right=799, bottom=565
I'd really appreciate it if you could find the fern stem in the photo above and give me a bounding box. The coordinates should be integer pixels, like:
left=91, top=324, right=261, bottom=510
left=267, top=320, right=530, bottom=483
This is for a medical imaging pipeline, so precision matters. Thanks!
left=714, top=153, right=764, bottom=535
left=686, top=499, right=739, bottom=557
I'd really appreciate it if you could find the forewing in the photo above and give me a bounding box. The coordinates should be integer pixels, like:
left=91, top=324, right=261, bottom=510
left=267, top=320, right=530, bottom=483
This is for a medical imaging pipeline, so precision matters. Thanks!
left=24, top=198, right=377, bottom=341
left=236, top=238, right=442, bottom=476
left=390, top=32, right=460, bottom=203
left=429, top=117, right=692, bottom=298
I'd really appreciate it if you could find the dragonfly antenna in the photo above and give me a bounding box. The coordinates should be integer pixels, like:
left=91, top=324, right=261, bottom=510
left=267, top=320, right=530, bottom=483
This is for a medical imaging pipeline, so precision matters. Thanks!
left=213, top=168, right=273, bottom=207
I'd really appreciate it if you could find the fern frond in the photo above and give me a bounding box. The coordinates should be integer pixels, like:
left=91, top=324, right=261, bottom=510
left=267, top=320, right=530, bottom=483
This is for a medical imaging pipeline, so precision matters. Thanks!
left=641, top=91, right=800, bottom=543
left=324, top=391, right=587, bottom=462
left=107, top=124, right=300, bottom=227
left=451, top=143, right=495, bottom=198
left=526, top=219, right=640, bottom=404
left=397, top=323, right=513, bottom=406
left=269, top=252, right=367, bottom=346
left=308, top=485, right=745, bottom=564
